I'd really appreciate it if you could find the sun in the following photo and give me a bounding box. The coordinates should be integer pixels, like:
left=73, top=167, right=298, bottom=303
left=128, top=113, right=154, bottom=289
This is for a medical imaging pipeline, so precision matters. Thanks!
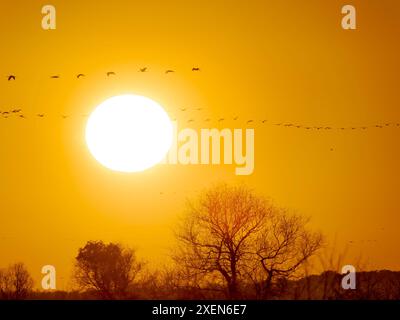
left=85, top=94, right=173, bottom=172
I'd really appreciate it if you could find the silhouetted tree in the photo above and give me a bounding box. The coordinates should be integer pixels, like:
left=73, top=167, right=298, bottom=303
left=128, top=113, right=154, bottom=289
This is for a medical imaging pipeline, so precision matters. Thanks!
left=174, top=184, right=323, bottom=299
left=254, top=212, right=323, bottom=298
left=73, top=241, right=144, bottom=299
left=0, top=263, right=34, bottom=300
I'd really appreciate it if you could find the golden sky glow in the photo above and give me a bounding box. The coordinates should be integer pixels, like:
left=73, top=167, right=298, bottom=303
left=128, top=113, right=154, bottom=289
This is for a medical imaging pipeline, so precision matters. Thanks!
left=0, top=0, right=399, bottom=289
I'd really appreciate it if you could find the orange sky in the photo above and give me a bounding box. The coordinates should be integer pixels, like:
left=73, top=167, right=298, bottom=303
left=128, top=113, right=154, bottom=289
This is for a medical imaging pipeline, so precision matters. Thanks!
left=0, top=0, right=399, bottom=289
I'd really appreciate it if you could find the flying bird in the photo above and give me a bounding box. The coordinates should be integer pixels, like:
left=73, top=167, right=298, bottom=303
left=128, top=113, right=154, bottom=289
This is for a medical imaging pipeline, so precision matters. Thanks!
left=187, top=119, right=194, bottom=123
left=77, top=74, right=85, bottom=79
left=19, top=115, right=25, bottom=119
left=139, top=67, right=147, bottom=72
left=262, top=120, right=267, bottom=123
left=11, top=109, right=22, bottom=113
left=233, top=116, right=239, bottom=121
left=37, top=114, right=45, bottom=118
left=50, top=75, right=60, bottom=79
left=192, top=67, right=200, bottom=71
left=218, top=118, right=224, bottom=122
left=247, top=120, right=254, bottom=124
left=107, top=72, right=116, bottom=77
left=8, top=75, right=16, bottom=81
left=165, top=70, right=174, bottom=74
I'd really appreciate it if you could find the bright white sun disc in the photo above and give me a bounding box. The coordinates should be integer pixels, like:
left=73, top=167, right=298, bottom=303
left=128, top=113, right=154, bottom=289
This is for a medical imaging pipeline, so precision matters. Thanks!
left=85, top=94, right=173, bottom=172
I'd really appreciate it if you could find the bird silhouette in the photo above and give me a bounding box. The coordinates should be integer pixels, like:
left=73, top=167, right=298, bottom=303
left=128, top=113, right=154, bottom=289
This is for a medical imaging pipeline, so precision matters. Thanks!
left=77, top=74, right=85, bottom=79
left=8, top=75, right=16, bottom=81
left=187, top=119, right=194, bottom=123
left=107, top=72, right=116, bottom=77
left=247, top=120, right=254, bottom=124
left=233, top=116, right=239, bottom=121
left=2, top=111, right=9, bottom=115
left=218, top=118, right=224, bottom=122
left=37, top=114, right=45, bottom=118
left=376, top=125, right=383, bottom=128
left=139, top=67, right=147, bottom=72
left=262, top=120, right=267, bottom=123
left=50, top=75, right=60, bottom=79
left=192, top=67, right=200, bottom=71
left=11, top=109, right=21, bottom=113
left=165, top=70, right=174, bottom=74
left=19, top=115, right=25, bottom=119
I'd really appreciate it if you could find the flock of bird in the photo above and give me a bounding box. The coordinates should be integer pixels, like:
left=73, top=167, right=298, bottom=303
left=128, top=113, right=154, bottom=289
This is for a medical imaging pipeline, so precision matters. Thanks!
left=2, top=69, right=400, bottom=131
left=5, top=67, right=201, bottom=81
left=1, top=106, right=399, bottom=131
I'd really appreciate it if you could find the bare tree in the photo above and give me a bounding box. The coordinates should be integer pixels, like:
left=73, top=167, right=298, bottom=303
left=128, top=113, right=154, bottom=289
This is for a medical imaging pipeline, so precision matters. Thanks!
left=174, top=184, right=323, bottom=299
left=73, top=241, right=144, bottom=299
left=0, top=263, right=34, bottom=300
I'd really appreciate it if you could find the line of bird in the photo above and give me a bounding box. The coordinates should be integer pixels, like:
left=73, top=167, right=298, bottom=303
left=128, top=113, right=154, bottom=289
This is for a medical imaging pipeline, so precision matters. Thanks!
left=1, top=109, right=399, bottom=131
left=4, top=67, right=201, bottom=81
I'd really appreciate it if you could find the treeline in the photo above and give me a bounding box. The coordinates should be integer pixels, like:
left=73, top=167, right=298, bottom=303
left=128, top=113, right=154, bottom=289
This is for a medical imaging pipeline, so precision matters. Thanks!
left=1, top=184, right=398, bottom=300
left=26, top=270, right=400, bottom=300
